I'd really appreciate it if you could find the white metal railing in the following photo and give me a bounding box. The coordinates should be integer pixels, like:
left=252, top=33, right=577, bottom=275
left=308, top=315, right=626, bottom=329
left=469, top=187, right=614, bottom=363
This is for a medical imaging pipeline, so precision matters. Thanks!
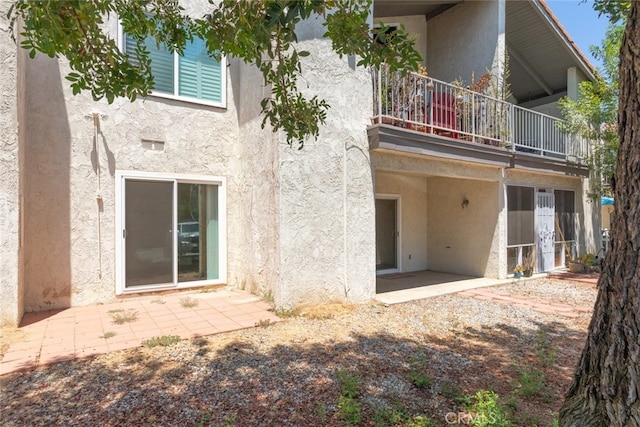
left=372, top=65, right=590, bottom=162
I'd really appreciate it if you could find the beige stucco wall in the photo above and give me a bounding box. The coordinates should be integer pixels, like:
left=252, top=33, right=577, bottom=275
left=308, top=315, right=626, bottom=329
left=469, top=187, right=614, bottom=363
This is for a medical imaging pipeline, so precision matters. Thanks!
left=227, top=56, right=280, bottom=300
left=427, top=0, right=502, bottom=84
left=372, top=153, right=504, bottom=278
left=375, top=15, right=427, bottom=67
left=16, top=4, right=377, bottom=314
left=428, top=177, right=500, bottom=277
left=602, top=205, right=613, bottom=230
left=21, top=55, right=242, bottom=311
left=0, top=4, right=22, bottom=325
left=19, top=4, right=282, bottom=312
left=371, top=151, right=595, bottom=278
left=275, top=16, right=376, bottom=308
left=375, top=172, right=428, bottom=272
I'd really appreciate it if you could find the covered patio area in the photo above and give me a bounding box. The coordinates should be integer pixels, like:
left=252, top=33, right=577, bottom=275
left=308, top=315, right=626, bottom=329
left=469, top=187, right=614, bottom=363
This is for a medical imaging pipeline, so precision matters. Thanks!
left=376, top=269, right=544, bottom=305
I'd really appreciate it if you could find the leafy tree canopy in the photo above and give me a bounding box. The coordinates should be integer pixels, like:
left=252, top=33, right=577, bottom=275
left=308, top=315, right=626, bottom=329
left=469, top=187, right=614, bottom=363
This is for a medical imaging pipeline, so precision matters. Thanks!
left=593, top=0, right=630, bottom=23
left=559, top=21, right=623, bottom=198
left=9, top=0, right=422, bottom=147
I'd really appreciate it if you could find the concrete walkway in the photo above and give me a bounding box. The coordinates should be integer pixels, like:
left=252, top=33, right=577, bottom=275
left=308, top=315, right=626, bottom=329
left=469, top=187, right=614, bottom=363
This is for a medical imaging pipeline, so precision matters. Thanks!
left=458, top=287, right=594, bottom=318
left=375, top=270, right=548, bottom=305
left=0, top=288, right=279, bottom=376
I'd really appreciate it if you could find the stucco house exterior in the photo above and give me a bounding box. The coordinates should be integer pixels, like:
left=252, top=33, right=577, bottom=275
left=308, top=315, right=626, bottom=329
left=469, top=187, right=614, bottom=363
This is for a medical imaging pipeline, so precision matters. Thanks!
left=0, top=0, right=600, bottom=326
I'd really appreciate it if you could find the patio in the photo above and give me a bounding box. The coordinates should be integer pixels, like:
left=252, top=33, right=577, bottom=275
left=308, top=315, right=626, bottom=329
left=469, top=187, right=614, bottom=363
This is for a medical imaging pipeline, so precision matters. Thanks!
left=376, top=269, right=547, bottom=305
left=0, top=288, right=280, bottom=376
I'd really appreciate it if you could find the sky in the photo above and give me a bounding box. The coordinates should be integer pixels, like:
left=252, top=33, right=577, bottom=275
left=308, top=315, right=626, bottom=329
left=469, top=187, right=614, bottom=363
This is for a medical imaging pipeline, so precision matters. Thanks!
left=545, top=0, right=611, bottom=71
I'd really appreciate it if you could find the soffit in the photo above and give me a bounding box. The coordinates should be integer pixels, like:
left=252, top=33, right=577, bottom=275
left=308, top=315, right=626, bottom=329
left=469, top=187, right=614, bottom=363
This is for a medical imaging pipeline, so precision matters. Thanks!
left=506, top=0, right=597, bottom=103
left=374, top=0, right=463, bottom=19
left=373, top=0, right=597, bottom=104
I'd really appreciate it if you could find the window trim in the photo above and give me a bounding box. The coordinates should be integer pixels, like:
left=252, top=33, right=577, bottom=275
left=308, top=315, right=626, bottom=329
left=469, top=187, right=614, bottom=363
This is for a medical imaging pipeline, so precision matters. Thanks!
left=117, top=23, right=227, bottom=109
left=115, top=170, right=227, bottom=295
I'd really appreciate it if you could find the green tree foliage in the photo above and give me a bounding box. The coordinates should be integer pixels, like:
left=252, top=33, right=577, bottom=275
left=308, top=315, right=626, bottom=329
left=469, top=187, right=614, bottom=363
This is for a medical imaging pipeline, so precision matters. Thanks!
left=8, top=0, right=421, bottom=148
left=558, top=21, right=623, bottom=198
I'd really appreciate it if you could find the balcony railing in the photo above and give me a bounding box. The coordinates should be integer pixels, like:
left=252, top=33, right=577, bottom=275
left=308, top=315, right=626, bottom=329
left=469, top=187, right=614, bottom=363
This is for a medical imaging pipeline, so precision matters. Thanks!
left=372, top=65, right=590, bottom=163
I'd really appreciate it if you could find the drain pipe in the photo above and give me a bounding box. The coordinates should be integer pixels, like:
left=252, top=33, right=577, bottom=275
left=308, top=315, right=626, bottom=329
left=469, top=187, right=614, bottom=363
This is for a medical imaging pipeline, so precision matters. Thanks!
left=85, top=113, right=107, bottom=279
left=343, top=139, right=350, bottom=298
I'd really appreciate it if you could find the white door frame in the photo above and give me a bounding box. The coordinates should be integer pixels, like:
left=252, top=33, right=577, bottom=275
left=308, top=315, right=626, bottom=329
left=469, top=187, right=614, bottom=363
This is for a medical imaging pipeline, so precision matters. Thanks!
left=375, top=193, right=402, bottom=275
left=115, top=170, right=227, bottom=295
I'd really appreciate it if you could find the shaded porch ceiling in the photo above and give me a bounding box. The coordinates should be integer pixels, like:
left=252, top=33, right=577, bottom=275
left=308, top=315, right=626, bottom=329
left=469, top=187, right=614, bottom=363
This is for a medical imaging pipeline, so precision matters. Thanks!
left=373, top=0, right=597, bottom=105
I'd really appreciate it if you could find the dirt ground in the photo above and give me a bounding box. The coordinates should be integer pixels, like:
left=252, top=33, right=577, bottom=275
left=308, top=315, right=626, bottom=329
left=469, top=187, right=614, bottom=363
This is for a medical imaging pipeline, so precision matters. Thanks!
left=1, top=277, right=597, bottom=426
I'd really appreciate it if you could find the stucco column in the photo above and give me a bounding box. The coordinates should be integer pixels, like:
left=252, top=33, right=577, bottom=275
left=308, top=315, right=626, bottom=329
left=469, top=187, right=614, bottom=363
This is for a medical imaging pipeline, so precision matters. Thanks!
left=497, top=167, right=508, bottom=278
left=0, top=5, right=22, bottom=326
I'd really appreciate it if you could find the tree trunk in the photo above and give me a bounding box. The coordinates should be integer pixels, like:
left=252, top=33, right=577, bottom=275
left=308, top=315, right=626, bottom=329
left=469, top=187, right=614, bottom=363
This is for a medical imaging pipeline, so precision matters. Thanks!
left=560, top=3, right=640, bottom=425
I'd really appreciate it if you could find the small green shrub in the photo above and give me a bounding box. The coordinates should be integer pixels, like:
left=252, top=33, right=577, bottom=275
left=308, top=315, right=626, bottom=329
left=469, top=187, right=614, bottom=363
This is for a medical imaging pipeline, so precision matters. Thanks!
left=142, top=335, right=181, bottom=348
left=408, top=352, right=432, bottom=389
left=338, top=396, right=362, bottom=426
left=466, top=390, right=511, bottom=427
left=108, top=308, right=138, bottom=324
left=439, top=382, right=470, bottom=406
left=579, top=252, right=596, bottom=267
left=372, top=401, right=435, bottom=427
left=516, top=366, right=546, bottom=399
left=262, top=290, right=274, bottom=304
left=180, top=296, right=199, bottom=308
left=337, top=370, right=362, bottom=426
left=194, top=410, right=212, bottom=427
left=337, top=370, right=362, bottom=399
left=410, top=371, right=432, bottom=389
left=101, top=331, right=116, bottom=339
left=255, top=319, right=273, bottom=328
left=534, top=330, right=558, bottom=368
left=275, top=307, right=301, bottom=318
left=223, top=413, right=237, bottom=427
left=315, top=402, right=327, bottom=422
left=406, top=415, right=436, bottom=427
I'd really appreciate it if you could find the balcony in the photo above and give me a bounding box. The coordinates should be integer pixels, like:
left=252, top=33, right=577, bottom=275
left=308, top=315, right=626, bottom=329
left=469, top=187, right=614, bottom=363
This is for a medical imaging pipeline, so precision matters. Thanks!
left=370, top=65, right=591, bottom=172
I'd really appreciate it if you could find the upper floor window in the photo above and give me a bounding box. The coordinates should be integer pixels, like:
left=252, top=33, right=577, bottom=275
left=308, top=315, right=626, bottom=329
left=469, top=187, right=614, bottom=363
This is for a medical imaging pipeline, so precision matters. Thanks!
left=122, top=32, right=226, bottom=108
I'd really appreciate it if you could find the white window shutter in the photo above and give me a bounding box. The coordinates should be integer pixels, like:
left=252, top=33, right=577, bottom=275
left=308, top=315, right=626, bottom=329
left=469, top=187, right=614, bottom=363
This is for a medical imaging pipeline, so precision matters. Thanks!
left=124, top=34, right=174, bottom=94
left=178, top=38, right=222, bottom=103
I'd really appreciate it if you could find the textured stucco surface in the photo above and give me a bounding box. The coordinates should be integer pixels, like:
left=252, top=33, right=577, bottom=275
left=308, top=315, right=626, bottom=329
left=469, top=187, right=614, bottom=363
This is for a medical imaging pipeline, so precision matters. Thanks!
left=19, top=5, right=282, bottom=312
left=375, top=172, right=428, bottom=272
left=371, top=149, right=591, bottom=279
left=228, top=56, right=280, bottom=300
left=0, top=3, right=21, bottom=325
left=427, top=177, right=500, bottom=277
left=5, top=0, right=600, bottom=319
left=15, top=4, right=377, bottom=315
left=276, top=25, right=376, bottom=307
left=375, top=15, right=427, bottom=67
left=427, top=0, right=500, bottom=84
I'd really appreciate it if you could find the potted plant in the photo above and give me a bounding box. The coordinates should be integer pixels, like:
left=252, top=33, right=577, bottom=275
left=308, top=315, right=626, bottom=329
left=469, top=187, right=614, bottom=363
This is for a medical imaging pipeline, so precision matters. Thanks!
left=522, top=252, right=535, bottom=277
left=568, top=253, right=596, bottom=273
left=568, top=259, right=585, bottom=273
left=513, top=265, right=524, bottom=279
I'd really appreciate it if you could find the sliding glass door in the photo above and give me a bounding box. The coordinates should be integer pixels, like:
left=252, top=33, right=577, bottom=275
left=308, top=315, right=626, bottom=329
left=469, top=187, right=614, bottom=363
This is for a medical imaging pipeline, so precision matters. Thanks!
left=125, top=180, right=174, bottom=287
left=117, top=172, right=225, bottom=293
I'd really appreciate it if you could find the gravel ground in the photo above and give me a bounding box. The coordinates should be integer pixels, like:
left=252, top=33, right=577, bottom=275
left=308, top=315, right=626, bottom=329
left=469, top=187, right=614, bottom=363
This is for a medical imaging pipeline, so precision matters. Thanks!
left=0, top=277, right=596, bottom=426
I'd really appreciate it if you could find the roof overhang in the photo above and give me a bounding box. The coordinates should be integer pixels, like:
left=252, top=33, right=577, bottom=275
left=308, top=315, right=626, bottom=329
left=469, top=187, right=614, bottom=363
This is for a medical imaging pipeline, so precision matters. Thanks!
left=373, top=0, right=599, bottom=105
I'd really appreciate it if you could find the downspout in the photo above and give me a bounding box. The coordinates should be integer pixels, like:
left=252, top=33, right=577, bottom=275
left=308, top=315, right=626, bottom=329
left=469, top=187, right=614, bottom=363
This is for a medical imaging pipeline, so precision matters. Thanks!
left=87, top=112, right=106, bottom=279
left=343, top=139, right=350, bottom=298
